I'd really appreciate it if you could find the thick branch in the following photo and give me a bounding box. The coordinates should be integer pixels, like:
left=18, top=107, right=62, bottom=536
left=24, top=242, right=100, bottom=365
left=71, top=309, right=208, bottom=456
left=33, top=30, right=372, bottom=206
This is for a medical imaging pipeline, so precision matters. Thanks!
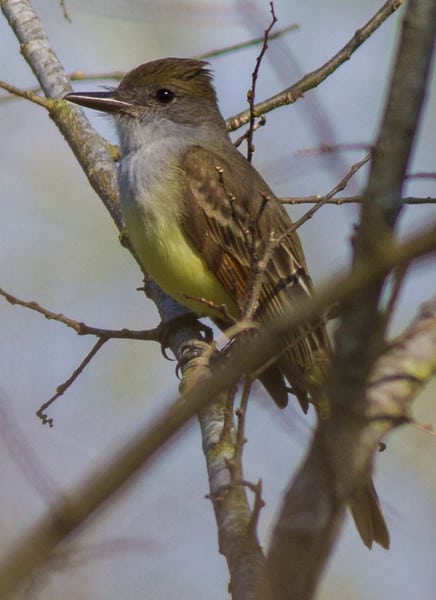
left=1, top=0, right=122, bottom=229
left=181, top=344, right=271, bottom=600
left=265, top=297, right=436, bottom=600
left=265, top=0, right=436, bottom=597
left=331, top=0, right=436, bottom=411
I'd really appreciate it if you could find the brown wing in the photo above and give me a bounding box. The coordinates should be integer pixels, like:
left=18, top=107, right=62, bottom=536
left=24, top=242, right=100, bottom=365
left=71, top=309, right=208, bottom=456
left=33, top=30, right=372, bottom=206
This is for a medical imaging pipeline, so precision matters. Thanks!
left=179, top=146, right=390, bottom=549
left=179, top=144, right=330, bottom=409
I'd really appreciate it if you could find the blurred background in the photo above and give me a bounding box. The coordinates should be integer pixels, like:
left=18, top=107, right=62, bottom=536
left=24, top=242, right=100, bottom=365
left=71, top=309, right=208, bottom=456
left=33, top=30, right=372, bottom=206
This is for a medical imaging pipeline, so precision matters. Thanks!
left=1, top=1, right=435, bottom=598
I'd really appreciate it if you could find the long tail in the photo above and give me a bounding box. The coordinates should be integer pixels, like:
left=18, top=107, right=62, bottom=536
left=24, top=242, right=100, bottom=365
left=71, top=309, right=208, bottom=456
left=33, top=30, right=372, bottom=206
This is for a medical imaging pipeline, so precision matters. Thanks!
left=271, top=345, right=390, bottom=549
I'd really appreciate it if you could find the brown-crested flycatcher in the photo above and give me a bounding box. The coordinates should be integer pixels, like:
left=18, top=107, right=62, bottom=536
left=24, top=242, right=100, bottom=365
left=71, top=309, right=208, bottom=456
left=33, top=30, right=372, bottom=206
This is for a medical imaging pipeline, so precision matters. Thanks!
left=65, top=57, right=389, bottom=549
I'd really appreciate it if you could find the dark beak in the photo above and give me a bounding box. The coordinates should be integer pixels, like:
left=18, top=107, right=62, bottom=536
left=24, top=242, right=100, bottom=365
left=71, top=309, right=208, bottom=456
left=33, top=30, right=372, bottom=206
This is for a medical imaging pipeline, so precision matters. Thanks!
left=64, top=91, right=131, bottom=114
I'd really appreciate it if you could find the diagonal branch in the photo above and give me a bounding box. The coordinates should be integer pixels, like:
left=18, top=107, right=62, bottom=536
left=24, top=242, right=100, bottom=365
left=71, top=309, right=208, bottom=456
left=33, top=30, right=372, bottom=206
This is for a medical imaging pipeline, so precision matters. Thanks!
left=227, top=0, right=404, bottom=131
left=265, top=0, right=436, bottom=596
left=264, top=297, right=436, bottom=600
left=36, top=338, right=109, bottom=428
left=0, top=220, right=434, bottom=599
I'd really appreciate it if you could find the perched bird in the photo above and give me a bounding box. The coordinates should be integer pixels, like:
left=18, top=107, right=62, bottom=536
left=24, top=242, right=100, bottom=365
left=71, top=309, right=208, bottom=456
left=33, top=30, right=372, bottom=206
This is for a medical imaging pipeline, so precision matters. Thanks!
left=65, top=57, right=389, bottom=549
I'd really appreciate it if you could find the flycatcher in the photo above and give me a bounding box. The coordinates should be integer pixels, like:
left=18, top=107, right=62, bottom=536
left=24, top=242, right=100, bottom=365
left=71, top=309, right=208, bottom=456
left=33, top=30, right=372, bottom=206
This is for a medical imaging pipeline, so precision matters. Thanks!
left=65, top=57, right=389, bottom=549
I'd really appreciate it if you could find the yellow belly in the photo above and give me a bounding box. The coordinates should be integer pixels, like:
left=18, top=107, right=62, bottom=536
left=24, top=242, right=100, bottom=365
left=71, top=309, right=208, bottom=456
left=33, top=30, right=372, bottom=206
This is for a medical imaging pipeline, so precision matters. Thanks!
left=124, top=203, right=237, bottom=319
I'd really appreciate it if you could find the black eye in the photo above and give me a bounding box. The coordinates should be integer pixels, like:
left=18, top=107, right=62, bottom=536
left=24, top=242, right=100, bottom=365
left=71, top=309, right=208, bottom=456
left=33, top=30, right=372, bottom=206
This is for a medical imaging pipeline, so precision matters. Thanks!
left=155, top=88, right=175, bottom=104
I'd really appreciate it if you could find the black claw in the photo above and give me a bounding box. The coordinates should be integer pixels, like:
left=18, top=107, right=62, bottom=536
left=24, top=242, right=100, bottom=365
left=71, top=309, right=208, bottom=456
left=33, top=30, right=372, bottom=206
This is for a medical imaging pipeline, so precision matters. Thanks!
left=158, top=314, right=213, bottom=361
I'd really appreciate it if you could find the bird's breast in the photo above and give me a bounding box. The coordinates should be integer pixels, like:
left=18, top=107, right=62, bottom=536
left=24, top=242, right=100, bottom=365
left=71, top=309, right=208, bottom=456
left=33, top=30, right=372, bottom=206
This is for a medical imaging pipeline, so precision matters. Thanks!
left=118, top=150, right=236, bottom=318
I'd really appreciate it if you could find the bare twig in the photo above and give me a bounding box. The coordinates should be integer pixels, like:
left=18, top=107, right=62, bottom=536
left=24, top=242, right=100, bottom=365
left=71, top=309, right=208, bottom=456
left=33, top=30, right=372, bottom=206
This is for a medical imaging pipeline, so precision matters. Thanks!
left=233, top=115, right=266, bottom=149
left=0, top=79, right=52, bottom=108
left=289, top=153, right=371, bottom=233
left=182, top=293, right=236, bottom=325
left=296, top=143, right=372, bottom=156
left=198, top=22, right=298, bottom=60
left=246, top=1, right=277, bottom=161
left=58, top=0, right=71, bottom=22
left=281, top=195, right=436, bottom=205
left=406, top=172, right=436, bottom=180
left=244, top=231, right=276, bottom=320
left=274, top=154, right=372, bottom=252
left=381, top=264, right=408, bottom=330
left=227, top=0, right=404, bottom=131
left=235, top=376, right=252, bottom=458
left=36, top=338, right=108, bottom=427
left=0, top=287, right=162, bottom=341
left=0, top=25, right=298, bottom=106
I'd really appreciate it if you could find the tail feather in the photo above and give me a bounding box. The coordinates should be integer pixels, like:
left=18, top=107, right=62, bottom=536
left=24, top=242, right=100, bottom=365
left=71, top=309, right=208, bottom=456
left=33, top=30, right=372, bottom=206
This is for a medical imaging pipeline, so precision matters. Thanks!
left=349, top=480, right=390, bottom=549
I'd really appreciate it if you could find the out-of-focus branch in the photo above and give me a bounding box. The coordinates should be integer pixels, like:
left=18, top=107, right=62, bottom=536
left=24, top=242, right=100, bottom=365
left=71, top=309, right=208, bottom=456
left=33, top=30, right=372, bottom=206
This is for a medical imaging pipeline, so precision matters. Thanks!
left=263, top=297, right=436, bottom=600
left=0, top=217, right=434, bottom=598
left=265, top=0, right=436, bottom=597
left=227, top=0, right=404, bottom=131
left=0, top=23, right=298, bottom=105
left=330, top=0, right=436, bottom=412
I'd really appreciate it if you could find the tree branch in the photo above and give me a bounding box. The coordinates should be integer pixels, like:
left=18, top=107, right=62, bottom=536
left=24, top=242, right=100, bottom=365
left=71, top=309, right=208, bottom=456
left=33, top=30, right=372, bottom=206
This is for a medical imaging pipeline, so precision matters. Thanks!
left=281, top=195, right=436, bottom=205
left=181, top=344, right=271, bottom=600
left=265, top=0, right=436, bottom=596
left=0, top=219, right=434, bottom=598
left=0, top=287, right=162, bottom=341
left=1, top=0, right=202, bottom=378
left=264, top=296, right=436, bottom=599
left=226, top=0, right=404, bottom=131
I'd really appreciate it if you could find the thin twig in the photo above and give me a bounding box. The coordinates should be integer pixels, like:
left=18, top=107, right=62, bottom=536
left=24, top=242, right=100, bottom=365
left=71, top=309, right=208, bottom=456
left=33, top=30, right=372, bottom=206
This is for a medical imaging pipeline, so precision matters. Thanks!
left=235, top=376, right=252, bottom=456
left=406, top=172, right=436, bottom=180
left=36, top=337, right=108, bottom=427
left=277, top=154, right=372, bottom=248
left=281, top=195, right=436, bottom=205
left=0, top=25, right=298, bottom=105
left=247, top=479, right=265, bottom=536
left=198, top=22, right=298, bottom=60
left=182, top=293, right=236, bottom=325
left=0, top=287, right=162, bottom=341
left=244, top=231, right=276, bottom=320
left=59, top=0, right=71, bottom=22
left=381, top=264, right=408, bottom=331
left=297, top=143, right=372, bottom=156
left=233, top=115, right=266, bottom=148
left=246, top=1, right=277, bottom=162
left=227, top=0, right=404, bottom=131
left=292, top=153, right=372, bottom=231
left=412, top=421, right=436, bottom=437
left=0, top=80, right=52, bottom=108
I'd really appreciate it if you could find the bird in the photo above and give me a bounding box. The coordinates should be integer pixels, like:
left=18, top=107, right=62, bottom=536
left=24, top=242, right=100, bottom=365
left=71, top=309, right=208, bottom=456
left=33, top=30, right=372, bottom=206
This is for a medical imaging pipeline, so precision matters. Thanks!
left=64, top=57, right=389, bottom=549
